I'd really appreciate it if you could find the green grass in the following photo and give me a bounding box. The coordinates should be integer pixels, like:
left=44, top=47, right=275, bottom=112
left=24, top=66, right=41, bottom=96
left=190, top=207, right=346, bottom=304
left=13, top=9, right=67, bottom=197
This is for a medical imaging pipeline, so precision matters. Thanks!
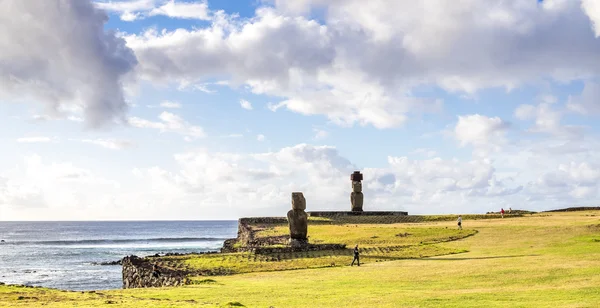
left=2, top=211, right=600, bottom=307
left=257, top=224, right=473, bottom=247
left=165, top=220, right=476, bottom=275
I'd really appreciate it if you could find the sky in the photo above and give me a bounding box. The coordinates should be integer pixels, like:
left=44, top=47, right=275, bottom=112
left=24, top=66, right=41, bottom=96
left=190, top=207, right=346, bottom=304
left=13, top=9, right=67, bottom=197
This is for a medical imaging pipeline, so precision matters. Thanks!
left=2, top=0, right=600, bottom=220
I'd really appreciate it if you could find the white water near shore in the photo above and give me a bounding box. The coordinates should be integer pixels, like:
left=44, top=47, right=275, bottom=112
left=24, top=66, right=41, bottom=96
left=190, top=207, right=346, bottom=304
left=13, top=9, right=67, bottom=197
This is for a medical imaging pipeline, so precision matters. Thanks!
left=0, top=221, right=237, bottom=290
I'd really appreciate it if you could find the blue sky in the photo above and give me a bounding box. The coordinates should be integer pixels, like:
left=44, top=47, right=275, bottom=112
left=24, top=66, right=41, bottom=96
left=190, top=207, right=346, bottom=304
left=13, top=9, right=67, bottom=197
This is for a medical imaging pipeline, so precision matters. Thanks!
left=2, top=0, right=600, bottom=220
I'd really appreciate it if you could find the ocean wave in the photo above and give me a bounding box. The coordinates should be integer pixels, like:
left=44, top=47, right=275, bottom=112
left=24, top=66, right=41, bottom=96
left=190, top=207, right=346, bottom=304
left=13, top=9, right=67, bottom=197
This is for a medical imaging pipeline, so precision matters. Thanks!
left=1, top=237, right=229, bottom=246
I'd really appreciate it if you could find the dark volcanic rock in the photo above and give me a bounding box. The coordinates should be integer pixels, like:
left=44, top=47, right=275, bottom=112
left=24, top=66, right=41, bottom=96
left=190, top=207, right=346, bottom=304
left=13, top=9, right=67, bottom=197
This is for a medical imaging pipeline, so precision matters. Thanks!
left=121, top=255, right=191, bottom=289
left=93, top=260, right=122, bottom=266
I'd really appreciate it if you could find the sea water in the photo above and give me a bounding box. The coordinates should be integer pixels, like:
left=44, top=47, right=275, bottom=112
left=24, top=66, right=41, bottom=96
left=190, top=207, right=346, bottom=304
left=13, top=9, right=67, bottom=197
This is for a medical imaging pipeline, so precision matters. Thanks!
left=0, top=221, right=237, bottom=290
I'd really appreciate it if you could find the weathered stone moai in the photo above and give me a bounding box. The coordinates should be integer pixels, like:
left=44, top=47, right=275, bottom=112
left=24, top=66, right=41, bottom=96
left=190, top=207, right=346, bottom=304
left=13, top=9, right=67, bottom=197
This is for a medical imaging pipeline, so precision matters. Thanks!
left=287, top=192, right=308, bottom=247
left=350, top=171, right=364, bottom=212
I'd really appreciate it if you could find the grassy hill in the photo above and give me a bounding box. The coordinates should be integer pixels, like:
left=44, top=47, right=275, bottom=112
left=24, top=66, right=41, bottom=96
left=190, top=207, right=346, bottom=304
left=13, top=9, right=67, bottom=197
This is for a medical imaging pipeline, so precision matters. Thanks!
left=1, top=211, right=600, bottom=307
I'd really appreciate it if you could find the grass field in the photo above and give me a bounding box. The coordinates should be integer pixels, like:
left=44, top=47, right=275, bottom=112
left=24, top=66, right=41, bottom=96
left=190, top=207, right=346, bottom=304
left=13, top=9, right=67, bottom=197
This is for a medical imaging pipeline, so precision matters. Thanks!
left=164, top=220, right=476, bottom=275
left=1, top=211, right=600, bottom=307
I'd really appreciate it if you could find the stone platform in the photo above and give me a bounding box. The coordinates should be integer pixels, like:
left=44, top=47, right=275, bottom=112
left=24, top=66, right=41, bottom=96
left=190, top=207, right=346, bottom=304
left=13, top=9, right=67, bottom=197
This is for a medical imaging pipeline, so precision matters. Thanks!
left=307, top=211, right=408, bottom=217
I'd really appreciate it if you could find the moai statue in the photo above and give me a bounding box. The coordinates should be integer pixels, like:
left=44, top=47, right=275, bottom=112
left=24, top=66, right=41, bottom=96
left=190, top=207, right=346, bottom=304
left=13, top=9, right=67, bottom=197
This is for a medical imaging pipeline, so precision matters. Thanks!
left=350, top=171, right=364, bottom=212
left=287, top=192, right=308, bottom=247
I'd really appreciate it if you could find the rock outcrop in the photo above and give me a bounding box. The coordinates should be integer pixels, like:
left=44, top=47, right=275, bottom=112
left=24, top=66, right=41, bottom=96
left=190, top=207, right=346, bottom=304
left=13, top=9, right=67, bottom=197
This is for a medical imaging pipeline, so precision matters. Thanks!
left=122, top=256, right=190, bottom=289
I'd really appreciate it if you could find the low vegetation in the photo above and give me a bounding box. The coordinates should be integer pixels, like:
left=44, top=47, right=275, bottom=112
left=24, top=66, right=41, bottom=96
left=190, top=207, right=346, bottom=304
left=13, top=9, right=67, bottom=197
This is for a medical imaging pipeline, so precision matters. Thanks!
left=2, top=211, right=600, bottom=307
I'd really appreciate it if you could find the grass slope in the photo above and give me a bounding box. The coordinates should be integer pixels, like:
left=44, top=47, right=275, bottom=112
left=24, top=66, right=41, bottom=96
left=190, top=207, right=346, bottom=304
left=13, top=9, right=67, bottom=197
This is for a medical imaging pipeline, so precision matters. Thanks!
left=2, top=211, right=600, bottom=307
left=176, top=221, right=475, bottom=275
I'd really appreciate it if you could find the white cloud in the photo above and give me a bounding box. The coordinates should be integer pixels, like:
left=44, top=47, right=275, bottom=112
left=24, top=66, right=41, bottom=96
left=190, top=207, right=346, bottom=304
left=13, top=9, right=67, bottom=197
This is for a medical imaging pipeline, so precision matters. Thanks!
left=582, top=0, right=600, bottom=37
left=6, top=0, right=600, bottom=220
left=123, top=1, right=600, bottom=129
left=0, top=0, right=137, bottom=127
left=120, top=11, right=142, bottom=21
left=159, top=101, right=182, bottom=109
left=5, top=138, right=600, bottom=220
left=128, top=111, right=205, bottom=139
left=149, top=0, right=210, bottom=20
left=177, top=80, right=219, bottom=93
left=96, top=0, right=211, bottom=21
left=240, top=99, right=253, bottom=110
left=95, top=0, right=154, bottom=13
left=0, top=155, right=120, bottom=214
left=80, top=139, right=135, bottom=150
left=515, top=102, right=581, bottom=138
left=0, top=176, right=45, bottom=208
left=454, top=114, right=509, bottom=147
left=16, top=137, right=55, bottom=143
left=130, top=144, right=531, bottom=217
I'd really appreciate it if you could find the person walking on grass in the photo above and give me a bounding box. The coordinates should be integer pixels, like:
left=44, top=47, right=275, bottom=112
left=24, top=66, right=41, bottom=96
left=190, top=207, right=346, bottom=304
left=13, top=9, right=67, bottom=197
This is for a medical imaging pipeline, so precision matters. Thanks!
left=351, top=244, right=360, bottom=266
left=501, top=208, right=505, bottom=218
left=457, top=215, right=462, bottom=230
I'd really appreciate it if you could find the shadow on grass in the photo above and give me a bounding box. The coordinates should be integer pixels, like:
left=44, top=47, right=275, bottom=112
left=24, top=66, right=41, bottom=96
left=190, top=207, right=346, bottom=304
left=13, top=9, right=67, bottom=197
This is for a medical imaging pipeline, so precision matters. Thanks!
left=420, top=254, right=540, bottom=261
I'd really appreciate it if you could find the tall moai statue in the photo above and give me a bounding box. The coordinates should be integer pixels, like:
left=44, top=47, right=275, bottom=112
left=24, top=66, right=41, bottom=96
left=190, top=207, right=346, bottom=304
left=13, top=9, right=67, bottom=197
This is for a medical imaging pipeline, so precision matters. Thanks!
left=287, top=192, right=308, bottom=247
left=350, top=171, right=364, bottom=212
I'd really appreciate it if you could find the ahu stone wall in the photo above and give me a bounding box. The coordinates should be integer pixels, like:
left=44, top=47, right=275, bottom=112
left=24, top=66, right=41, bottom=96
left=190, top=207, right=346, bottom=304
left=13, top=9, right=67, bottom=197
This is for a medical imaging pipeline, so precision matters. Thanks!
left=122, top=255, right=190, bottom=289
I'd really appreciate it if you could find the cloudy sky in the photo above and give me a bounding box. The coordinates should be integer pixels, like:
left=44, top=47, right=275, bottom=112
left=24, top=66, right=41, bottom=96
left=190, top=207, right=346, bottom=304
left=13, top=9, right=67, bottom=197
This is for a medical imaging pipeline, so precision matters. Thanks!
left=1, top=0, right=600, bottom=220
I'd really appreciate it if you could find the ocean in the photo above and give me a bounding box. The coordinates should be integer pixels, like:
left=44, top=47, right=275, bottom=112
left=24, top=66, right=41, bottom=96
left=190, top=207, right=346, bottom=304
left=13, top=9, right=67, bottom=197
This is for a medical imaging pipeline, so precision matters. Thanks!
left=0, top=221, right=238, bottom=291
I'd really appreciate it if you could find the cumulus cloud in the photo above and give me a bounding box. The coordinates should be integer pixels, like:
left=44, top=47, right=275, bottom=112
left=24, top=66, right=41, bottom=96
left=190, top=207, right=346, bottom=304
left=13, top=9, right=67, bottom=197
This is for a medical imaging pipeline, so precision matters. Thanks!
left=128, top=111, right=205, bottom=139
left=0, top=0, right=137, bottom=127
left=530, top=161, right=600, bottom=200
left=130, top=144, right=535, bottom=217
left=5, top=139, right=600, bottom=220
left=515, top=102, right=582, bottom=138
left=240, top=99, right=253, bottom=110
left=257, top=134, right=266, bottom=142
left=454, top=114, right=509, bottom=147
left=121, top=0, right=600, bottom=129
left=581, top=0, right=600, bottom=37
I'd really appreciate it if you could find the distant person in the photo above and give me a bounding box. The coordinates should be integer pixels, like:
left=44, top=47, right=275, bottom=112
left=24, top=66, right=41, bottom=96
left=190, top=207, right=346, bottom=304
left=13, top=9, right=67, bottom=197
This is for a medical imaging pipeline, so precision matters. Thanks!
left=457, top=215, right=462, bottom=230
left=501, top=208, right=505, bottom=218
left=509, top=207, right=512, bottom=214
left=351, top=244, right=360, bottom=266
left=152, top=264, right=161, bottom=278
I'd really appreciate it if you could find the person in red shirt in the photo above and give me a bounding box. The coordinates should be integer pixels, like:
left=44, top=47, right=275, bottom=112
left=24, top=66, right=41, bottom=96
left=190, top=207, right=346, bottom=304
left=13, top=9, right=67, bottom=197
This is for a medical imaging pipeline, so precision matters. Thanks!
left=500, top=208, right=505, bottom=218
